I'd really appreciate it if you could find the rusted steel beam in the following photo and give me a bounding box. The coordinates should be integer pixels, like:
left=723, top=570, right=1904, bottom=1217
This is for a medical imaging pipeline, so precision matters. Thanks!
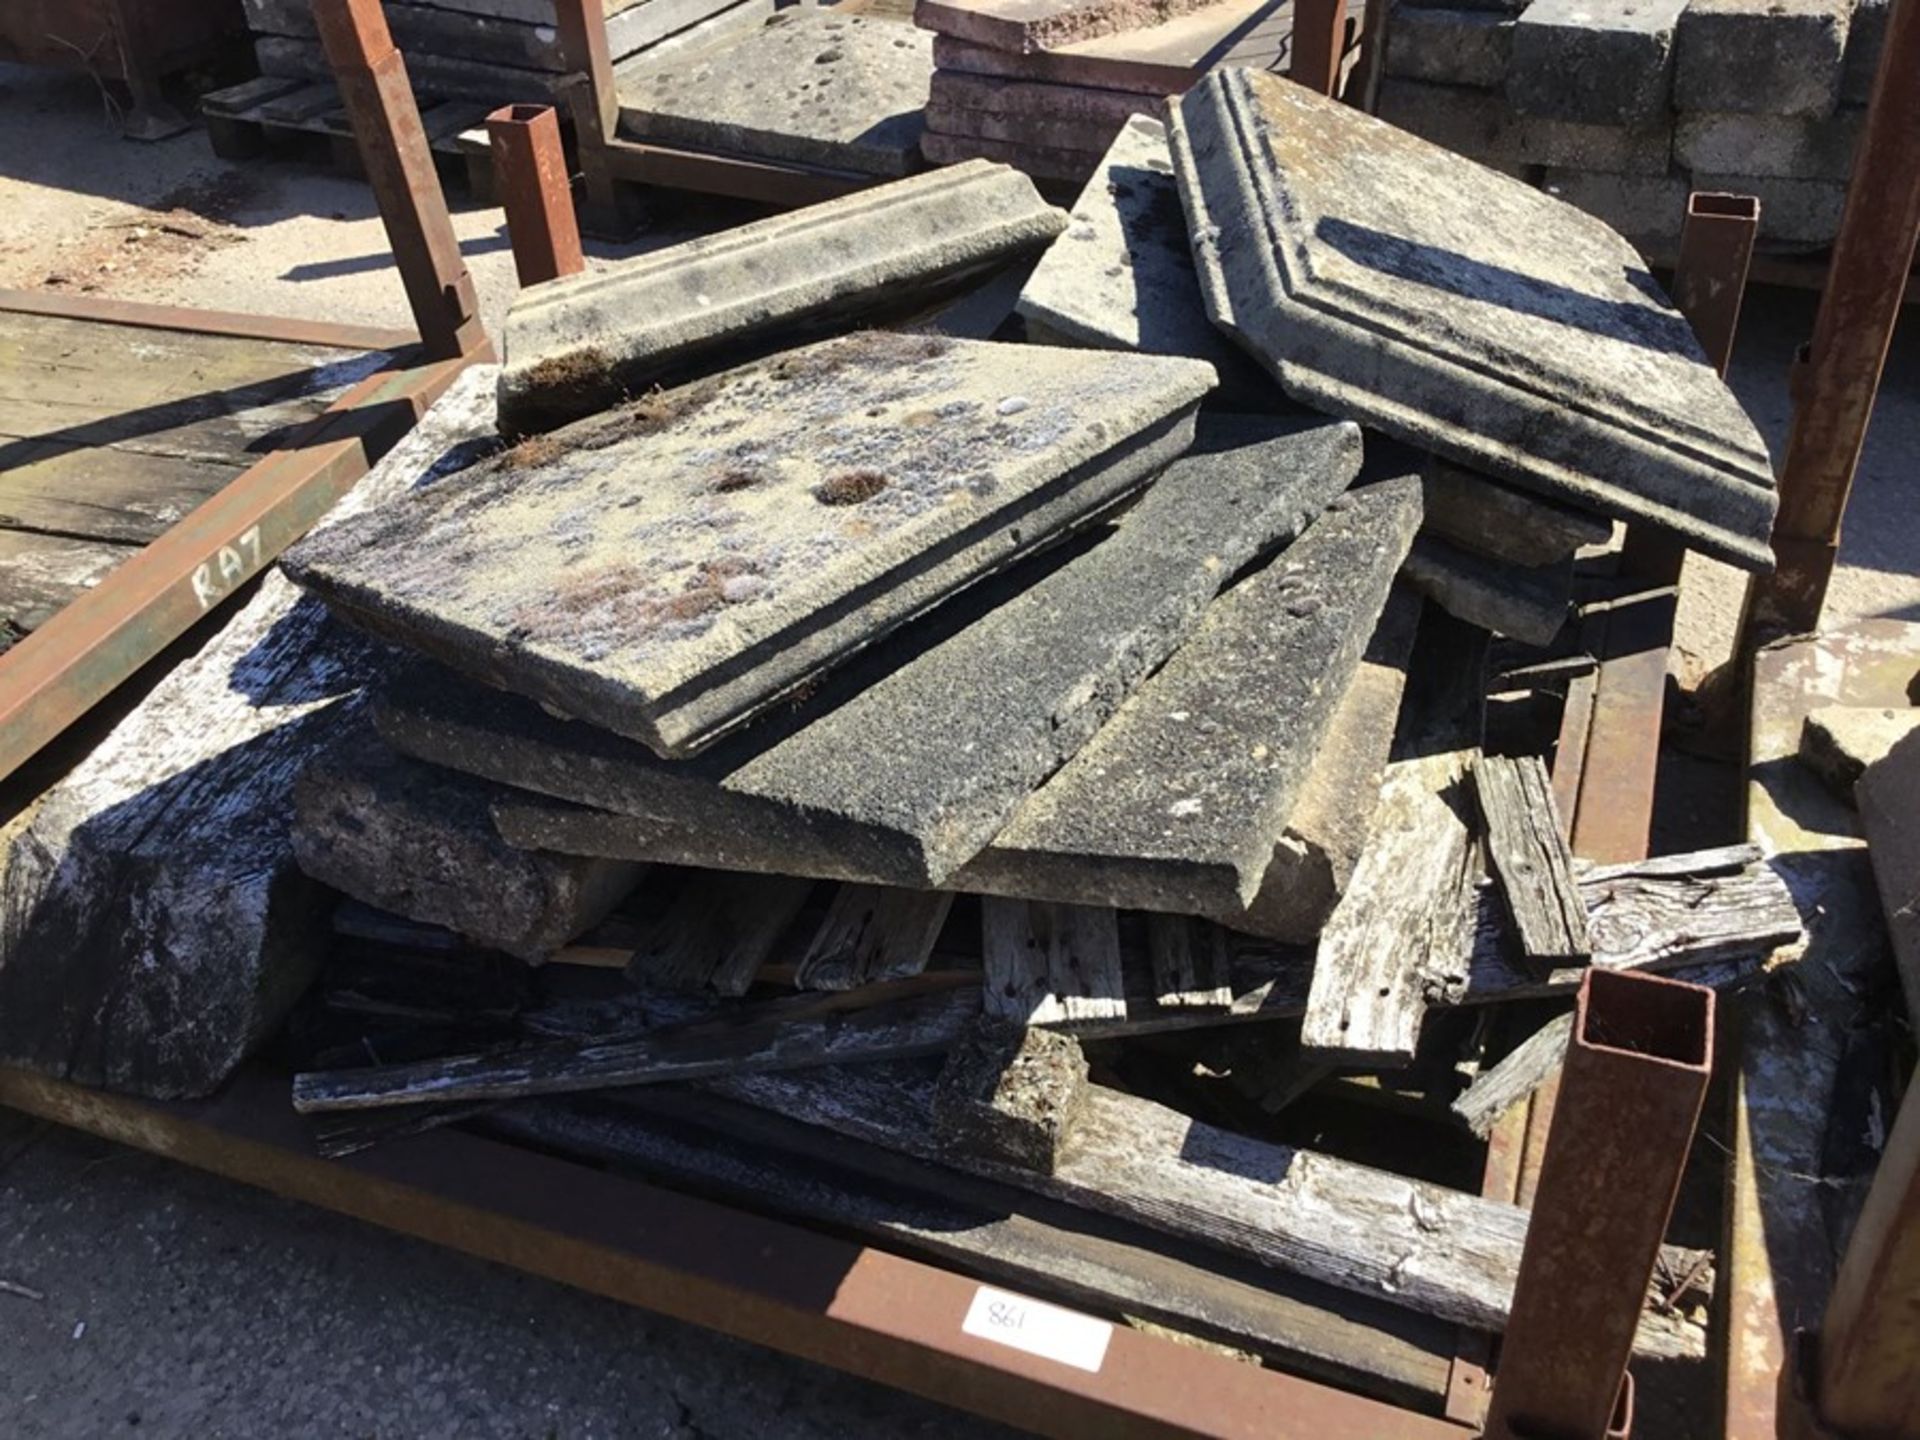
left=1743, top=0, right=1920, bottom=644
left=0, top=1064, right=1474, bottom=1440
left=602, top=133, right=874, bottom=208
left=1484, top=969, right=1715, bottom=1440
left=311, top=0, right=487, bottom=360
left=1814, top=1061, right=1920, bottom=1434
left=1568, top=586, right=1674, bottom=866
left=0, top=355, right=471, bottom=787
left=1291, top=0, right=1349, bottom=97
left=0, top=287, right=416, bottom=353
left=487, top=104, right=585, bottom=288
left=550, top=0, right=637, bottom=234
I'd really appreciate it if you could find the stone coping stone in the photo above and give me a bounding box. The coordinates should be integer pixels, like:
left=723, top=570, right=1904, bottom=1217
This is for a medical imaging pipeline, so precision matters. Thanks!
left=1216, top=581, right=1423, bottom=943
left=496, top=159, right=1066, bottom=434
left=922, top=130, right=1105, bottom=184
left=1424, top=459, right=1611, bottom=566
left=1015, top=115, right=1258, bottom=379
left=291, top=742, right=640, bottom=962
left=926, top=102, right=1130, bottom=154
left=383, top=414, right=1364, bottom=888
left=928, top=0, right=1286, bottom=95
left=286, top=332, right=1216, bottom=759
left=1507, top=0, right=1685, bottom=127
left=1674, top=0, right=1852, bottom=120
left=615, top=11, right=933, bottom=177
left=1675, top=109, right=1861, bottom=183
left=915, top=0, right=1225, bottom=55
left=1401, top=533, right=1570, bottom=647
left=951, top=472, right=1425, bottom=915
left=1383, top=4, right=1513, bottom=88
left=1170, top=68, right=1778, bottom=570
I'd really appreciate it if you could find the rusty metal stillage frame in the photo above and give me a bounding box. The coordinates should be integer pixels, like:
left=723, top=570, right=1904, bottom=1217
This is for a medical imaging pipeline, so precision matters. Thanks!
left=487, top=104, right=586, bottom=288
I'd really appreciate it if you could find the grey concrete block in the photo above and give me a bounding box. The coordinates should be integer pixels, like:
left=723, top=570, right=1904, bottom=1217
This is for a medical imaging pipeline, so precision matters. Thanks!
left=1376, top=80, right=1529, bottom=174
left=952, top=473, right=1426, bottom=916
left=497, top=161, right=1065, bottom=434
left=1217, top=583, right=1424, bottom=944
left=1799, top=703, right=1920, bottom=797
left=1842, top=0, right=1888, bottom=105
left=915, top=0, right=1220, bottom=53
left=1674, top=0, right=1851, bottom=119
left=1692, top=170, right=1848, bottom=246
left=1675, top=107, right=1861, bottom=180
left=1402, top=534, right=1572, bottom=646
left=1172, top=71, right=1778, bottom=570
left=1386, top=4, right=1515, bottom=86
left=1514, top=113, right=1673, bottom=175
left=385, top=416, right=1366, bottom=889
left=931, top=1018, right=1089, bottom=1173
left=287, top=333, right=1215, bottom=759
left=291, top=743, right=641, bottom=962
left=1540, top=165, right=1692, bottom=247
left=616, top=12, right=933, bottom=177
left=1424, top=460, right=1612, bottom=565
left=1507, top=0, right=1686, bottom=127
left=1014, top=116, right=1257, bottom=380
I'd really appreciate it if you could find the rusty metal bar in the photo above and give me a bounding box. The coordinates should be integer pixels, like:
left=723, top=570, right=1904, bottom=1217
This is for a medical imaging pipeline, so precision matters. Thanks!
left=0, top=354, right=471, bottom=787
left=487, top=104, right=585, bottom=288
left=311, top=0, right=487, bottom=360
left=1814, top=1062, right=1920, bottom=1433
left=1484, top=969, right=1715, bottom=1440
left=1567, top=587, right=1673, bottom=866
left=1290, top=0, right=1348, bottom=97
left=1742, top=0, right=1920, bottom=645
left=0, top=286, right=417, bottom=353
left=0, top=1064, right=1472, bottom=1440
left=551, top=0, right=640, bottom=235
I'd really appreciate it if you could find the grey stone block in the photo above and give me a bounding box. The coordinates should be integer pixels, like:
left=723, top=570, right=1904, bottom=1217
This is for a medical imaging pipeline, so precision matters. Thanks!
left=1217, top=582, right=1424, bottom=944
left=1376, top=80, right=1529, bottom=174
left=1540, top=165, right=1693, bottom=247
left=385, top=415, right=1366, bottom=889
left=1402, top=534, right=1572, bottom=646
left=1424, top=460, right=1612, bottom=565
left=922, top=130, right=1104, bottom=185
left=1674, top=0, right=1851, bottom=119
left=1676, top=108, right=1861, bottom=180
left=1507, top=0, right=1686, bottom=127
left=495, top=160, right=1067, bottom=434
left=1515, top=113, right=1673, bottom=175
left=915, top=0, right=1221, bottom=53
left=1692, top=170, right=1848, bottom=247
left=925, top=102, right=1127, bottom=156
left=287, top=333, right=1215, bottom=759
left=928, top=70, right=1152, bottom=126
left=616, top=11, right=933, bottom=177
left=952, top=473, right=1426, bottom=916
left=931, top=1018, right=1089, bottom=1173
left=1172, top=70, right=1778, bottom=570
left=1014, top=116, right=1258, bottom=381
left=291, top=743, right=641, bottom=961
left=1386, top=4, right=1515, bottom=86
left=1843, top=0, right=1888, bottom=105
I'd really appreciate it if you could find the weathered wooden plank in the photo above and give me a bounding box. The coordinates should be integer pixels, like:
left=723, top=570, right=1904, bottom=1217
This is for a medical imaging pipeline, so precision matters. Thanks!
left=1302, top=613, right=1488, bottom=1064
left=1145, top=912, right=1235, bottom=1009
left=1476, top=754, right=1591, bottom=968
left=0, top=441, right=238, bottom=545
left=794, top=884, right=954, bottom=992
left=0, top=529, right=135, bottom=634
left=630, top=869, right=815, bottom=996
left=1451, top=1012, right=1574, bottom=1139
left=981, top=897, right=1126, bottom=1025
left=712, top=1061, right=1708, bottom=1360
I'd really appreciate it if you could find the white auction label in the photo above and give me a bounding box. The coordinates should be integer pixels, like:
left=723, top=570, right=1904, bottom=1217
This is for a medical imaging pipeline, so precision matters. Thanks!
left=960, top=1286, right=1112, bottom=1373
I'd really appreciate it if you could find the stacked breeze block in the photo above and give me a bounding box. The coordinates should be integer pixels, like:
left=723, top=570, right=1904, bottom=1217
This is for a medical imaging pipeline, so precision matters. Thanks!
left=1377, top=0, right=1884, bottom=256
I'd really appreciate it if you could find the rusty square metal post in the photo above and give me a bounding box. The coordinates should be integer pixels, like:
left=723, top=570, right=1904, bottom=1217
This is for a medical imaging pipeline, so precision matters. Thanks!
left=311, top=0, right=487, bottom=360
left=1741, top=0, right=1920, bottom=646
left=487, top=104, right=586, bottom=289
left=551, top=0, right=643, bottom=236
left=1291, top=0, right=1349, bottom=97
left=1483, top=969, right=1715, bottom=1440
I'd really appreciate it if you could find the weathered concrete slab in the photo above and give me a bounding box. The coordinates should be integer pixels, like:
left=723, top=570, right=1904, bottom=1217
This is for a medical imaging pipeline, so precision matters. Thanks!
left=932, top=1017, right=1089, bottom=1172
left=1424, top=460, right=1611, bottom=566
left=1402, top=534, right=1571, bottom=647
left=1799, top=705, right=1920, bottom=797
left=1170, top=69, right=1777, bottom=568
left=925, top=101, right=1128, bottom=156
left=1218, top=583, right=1423, bottom=943
left=1675, top=109, right=1861, bottom=182
left=1675, top=0, right=1852, bottom=119
left=384, top=415, right=1364, bottom=888
left=916, top=0, right=1222, bottom=54
left=928, top=0, right=1287, bottom=94
left=616, top=11, right=933, bottom=177
left=288, top=333, right=1215, bottom=759
left=291, top=742, right=640, bottom=962
left=1507, top=0, right=1685, bottom=126
left=1692, top=171, right=1848, bottom=248
left=1014, top=116, right=1253, bottom=378
left=1384, top=4, right=1513, bottom=87
left=929, top=69, right=1150, bottom=125
left=954, top=473, right=1425, bottom=915
left=922, top=129, right=1106, bottom=184
left=496, top=160, right=1066, bottom=433
left=1859, top=729, right=1920, bottom=1010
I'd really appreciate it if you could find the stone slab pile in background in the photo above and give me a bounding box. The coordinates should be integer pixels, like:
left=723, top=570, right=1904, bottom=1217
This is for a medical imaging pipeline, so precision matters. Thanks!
left=914, top=0, right=1290, bottom=186
left=1378, top=0, right=1881, bottom=254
